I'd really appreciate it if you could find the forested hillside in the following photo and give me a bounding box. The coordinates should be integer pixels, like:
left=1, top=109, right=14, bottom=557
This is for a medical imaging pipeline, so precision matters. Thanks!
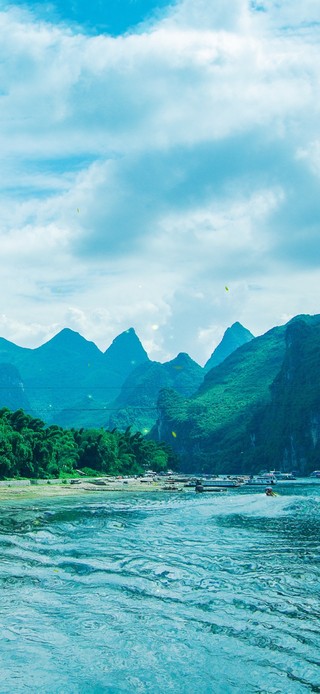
left=252, top=317, right=320, bottom=472
left=108, top=352, right=204, bottom=433
left=153, top=315, right=320, bottom=475
left=204, top=322, right=254, bottom=371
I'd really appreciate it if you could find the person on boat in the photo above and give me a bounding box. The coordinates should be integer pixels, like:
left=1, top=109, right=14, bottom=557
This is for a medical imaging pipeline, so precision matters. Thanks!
left=265, top=487, right=277, bottom=497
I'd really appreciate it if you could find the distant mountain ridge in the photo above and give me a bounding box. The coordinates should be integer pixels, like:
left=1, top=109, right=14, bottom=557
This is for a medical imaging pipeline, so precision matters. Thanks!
left=0, top=320, right=254, bottom=429
left=0, top=327, right=149, bottom=426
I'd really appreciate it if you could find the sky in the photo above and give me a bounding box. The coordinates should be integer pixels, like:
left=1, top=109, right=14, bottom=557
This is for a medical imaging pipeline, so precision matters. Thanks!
left=0, top=0, right=320, bottom=364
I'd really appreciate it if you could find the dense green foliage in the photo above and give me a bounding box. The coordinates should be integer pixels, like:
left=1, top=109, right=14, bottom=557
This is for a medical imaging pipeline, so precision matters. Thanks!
left=253, top=318, right=320, bottom=472
left=0, top=408, right=175, bottom=479
left=153, top=315, right=320, bottom=475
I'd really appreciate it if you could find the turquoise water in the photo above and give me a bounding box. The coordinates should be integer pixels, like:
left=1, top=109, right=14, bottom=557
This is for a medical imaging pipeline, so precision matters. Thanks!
left=0, top=482, right=319, bottom=693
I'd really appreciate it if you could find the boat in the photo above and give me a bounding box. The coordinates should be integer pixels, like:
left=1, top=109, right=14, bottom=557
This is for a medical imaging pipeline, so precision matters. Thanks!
left=193, top=478, right=240, bottom=492
left=274, top=472, right=296, bottom=481
left=195, top=481, right=227, bottom=493
left=310, top=471, right=320, bottom=478
left=195, top=486, right=227, bottom=493
left=161, top=485, right=184, bottom=492
left=247, top=474, right=277, bottom=486
left=190, top=480, right=241, bottom=492
left=203, top=479, right=241, bottom=488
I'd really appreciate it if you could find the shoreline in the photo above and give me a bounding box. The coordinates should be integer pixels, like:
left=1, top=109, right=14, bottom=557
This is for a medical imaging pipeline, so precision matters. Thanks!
left=0, top=477, right=188, bottom=501
left=0, top=475, right=314, bottom=503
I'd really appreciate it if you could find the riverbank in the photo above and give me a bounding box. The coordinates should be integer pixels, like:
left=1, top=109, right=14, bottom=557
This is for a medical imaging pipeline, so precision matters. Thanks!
left=0, top=476, right=187, bottom=500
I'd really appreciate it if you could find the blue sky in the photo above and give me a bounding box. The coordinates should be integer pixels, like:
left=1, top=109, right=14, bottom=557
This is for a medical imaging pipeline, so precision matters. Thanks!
left=0, top=0, right=320, bottom=363
left=4, top=0, right=176, bottom=35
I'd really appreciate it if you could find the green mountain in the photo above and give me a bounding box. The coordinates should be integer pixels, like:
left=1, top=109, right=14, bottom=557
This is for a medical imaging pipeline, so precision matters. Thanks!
left=0, top=363, right=30, bottom=413
left=254, top=317, right=320, bottom=473
left=0, top=327, right=149, bottom=426
left=204, top=322, right=254, bottom=371
left=104, top=327, right=149, bottom=376
left=107, top=323, right=254, bottom=433
left=153, top=314, right=320, bottom=475
left=108, top=352, right=204, bottom=433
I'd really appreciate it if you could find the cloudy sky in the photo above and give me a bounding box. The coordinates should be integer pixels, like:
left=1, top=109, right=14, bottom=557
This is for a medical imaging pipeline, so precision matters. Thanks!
left=0, top=0, right=320, bottom=364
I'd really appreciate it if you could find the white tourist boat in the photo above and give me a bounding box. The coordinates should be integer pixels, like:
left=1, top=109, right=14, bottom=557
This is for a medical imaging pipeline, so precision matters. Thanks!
left=274, top=472, right=296, bottom=481
left=197, top=477, right=243, bottom=488
left=247, top=474, right=277, bottom=486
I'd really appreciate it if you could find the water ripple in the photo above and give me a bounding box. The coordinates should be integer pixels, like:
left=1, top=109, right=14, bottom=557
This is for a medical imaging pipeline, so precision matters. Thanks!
left=0, top=486, right=319, bottom=692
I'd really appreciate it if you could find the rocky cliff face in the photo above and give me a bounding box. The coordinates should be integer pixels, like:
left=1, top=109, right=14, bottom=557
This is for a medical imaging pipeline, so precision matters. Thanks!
left=252, top=317, right=320, bottom=474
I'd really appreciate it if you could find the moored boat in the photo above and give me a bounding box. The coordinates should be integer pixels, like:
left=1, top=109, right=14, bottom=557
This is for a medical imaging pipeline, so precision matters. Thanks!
left=274, top=472, right=296, bottom=481
left=194, top=477, right=240, bottom=492
left=247, top=474, right=277, bottom=486
left=195, top=486, right=227, bottom=493
left=203, top=479, right=241, bottom=488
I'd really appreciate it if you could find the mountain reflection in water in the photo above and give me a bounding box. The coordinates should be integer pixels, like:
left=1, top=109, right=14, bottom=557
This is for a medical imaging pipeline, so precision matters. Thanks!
left=0, top=483, right=319, bottom=693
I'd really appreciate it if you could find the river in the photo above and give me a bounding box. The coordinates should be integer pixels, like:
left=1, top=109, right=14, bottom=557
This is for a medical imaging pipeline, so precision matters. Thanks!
left=0, top=481, right=319, bottom=693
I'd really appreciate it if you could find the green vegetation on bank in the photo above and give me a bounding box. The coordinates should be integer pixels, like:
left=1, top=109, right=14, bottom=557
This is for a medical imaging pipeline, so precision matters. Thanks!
left=0, top=408, right=176, bottom=480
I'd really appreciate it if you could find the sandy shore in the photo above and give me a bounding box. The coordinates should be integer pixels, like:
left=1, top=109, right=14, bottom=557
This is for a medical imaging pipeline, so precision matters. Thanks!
left=0, top=478, right=188, bottom=501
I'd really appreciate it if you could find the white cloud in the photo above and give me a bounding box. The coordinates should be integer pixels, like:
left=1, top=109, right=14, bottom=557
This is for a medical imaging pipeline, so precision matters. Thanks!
left=0, top=1, right=320, bottom=362
left=252, top=0, right=320, bottom=28
left=164, top=0, right=251, bottom=31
